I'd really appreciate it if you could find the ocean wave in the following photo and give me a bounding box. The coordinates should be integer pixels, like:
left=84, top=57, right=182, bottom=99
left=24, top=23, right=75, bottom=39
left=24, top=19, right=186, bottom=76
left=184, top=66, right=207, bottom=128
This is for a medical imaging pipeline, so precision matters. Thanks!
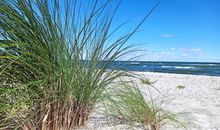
left=130, top=62, right=140, bottom=65
left=161, top=66, right=172, bottom=68
left=174, top=66, right=195, bottom=69
left=184, top=63, right=219, bottom=67
left=161, top=66, right=195, bottom=69
left=208, top=64, right=219, bottom=66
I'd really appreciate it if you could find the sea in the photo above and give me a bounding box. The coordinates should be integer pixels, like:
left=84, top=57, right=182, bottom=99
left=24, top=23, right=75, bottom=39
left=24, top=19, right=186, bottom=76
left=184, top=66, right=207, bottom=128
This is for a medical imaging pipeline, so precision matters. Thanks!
left=108, top=61, right=220, bottom=76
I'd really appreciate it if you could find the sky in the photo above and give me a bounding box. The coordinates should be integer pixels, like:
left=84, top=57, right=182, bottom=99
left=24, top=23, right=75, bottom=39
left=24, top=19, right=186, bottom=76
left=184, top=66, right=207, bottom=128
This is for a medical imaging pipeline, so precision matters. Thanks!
left=1, top=0, right=219, bottom=62
left=111, top=0, right=220, bottom=62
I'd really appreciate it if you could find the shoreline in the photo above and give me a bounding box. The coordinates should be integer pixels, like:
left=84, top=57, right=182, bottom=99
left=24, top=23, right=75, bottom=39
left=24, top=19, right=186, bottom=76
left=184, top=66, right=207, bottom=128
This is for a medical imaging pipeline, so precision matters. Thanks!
left=129, top=71, right=220, bottom=78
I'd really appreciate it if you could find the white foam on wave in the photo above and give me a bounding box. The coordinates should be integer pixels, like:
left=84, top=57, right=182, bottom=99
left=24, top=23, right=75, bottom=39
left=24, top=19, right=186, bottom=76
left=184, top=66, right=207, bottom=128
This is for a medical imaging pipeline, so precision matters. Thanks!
left=161, top=66, right=195, bottom=69
left=161, top=66, right=172, bottom=68
left=185, top=63, right=219, bottom=67
left=208, top=64, right=219, bottom=66
left=174, top=66, right=195, bottom=69
left=130, top=62, right=140, bottom=65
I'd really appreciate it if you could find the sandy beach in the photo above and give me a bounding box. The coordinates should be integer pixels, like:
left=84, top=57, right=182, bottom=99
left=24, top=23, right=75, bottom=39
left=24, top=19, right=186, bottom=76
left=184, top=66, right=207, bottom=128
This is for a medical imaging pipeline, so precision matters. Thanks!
left=82, top=72, right=220, bottom=130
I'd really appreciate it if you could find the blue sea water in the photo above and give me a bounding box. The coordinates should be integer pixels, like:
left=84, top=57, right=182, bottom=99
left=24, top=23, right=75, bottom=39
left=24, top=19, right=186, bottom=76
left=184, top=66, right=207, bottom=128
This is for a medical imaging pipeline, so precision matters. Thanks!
left=108, top=61, right=220, bottom=76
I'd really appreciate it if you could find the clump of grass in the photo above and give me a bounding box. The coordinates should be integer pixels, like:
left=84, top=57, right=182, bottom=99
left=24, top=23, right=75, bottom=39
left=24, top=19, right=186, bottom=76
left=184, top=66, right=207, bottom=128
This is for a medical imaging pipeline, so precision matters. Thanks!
left=214, top=85, right=220, bottom=90
left=177, top=85, right=185, bottom=89
left=0, top=0, right=160, bottom=129
left=141, top=78, right=157, bottom=85
left=214, top=87, right=220, bottom=90
left=104, top=81, right=185, bottom=130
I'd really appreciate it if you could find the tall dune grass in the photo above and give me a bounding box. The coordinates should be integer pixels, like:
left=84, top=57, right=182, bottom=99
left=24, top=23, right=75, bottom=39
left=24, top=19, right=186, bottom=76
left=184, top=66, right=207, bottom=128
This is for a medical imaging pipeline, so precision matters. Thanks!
left=104, top=79, right=186, bottom=130
left=0, top=0, right=160, bottom=129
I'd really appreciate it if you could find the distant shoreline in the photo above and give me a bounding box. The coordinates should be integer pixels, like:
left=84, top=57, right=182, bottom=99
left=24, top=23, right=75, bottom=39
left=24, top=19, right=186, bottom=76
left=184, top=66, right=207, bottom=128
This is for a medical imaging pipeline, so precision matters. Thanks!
left=128, top=70, right=220, bottom=77
left=131, top=71, right=220, bottom=78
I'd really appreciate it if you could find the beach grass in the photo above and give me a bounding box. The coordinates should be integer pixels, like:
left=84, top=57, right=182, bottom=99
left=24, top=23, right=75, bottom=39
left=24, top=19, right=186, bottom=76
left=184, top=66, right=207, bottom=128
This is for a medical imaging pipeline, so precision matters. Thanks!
left=0, top=0, right=162, bottom=129
left=177, top=85, right=185, bottom=89
left=104, top=79, right=186, bottom=130
left=141, top=78, right=157, bottom=85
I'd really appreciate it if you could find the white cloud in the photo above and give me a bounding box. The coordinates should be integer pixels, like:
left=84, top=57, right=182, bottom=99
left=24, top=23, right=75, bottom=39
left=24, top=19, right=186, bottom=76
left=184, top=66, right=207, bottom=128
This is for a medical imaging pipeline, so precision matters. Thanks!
left=129, top=47, right=207, bottom=62
left=138, top=50, right=177, bottom=61
left=170, top=48, right=203, bottom=53
left=169, top=47, right=204, bottom=61
left=189, top=48, right=202, bottom=51
left=161, top=34, right=175, bottom=38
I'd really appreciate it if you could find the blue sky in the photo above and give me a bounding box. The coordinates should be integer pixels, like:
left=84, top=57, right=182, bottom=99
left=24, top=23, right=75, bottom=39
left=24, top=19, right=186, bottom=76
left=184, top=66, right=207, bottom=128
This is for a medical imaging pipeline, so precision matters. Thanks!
left=111, top=0, right=220, bottom=62
left=2, top=0, right=219, bottom=62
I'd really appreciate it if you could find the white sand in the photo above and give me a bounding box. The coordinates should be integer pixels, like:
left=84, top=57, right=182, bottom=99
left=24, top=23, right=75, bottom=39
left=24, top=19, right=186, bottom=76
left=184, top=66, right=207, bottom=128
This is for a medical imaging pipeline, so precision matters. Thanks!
left=81, top=72, right=220, bottom=130
left=136, top=72, right=220, bottom=130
